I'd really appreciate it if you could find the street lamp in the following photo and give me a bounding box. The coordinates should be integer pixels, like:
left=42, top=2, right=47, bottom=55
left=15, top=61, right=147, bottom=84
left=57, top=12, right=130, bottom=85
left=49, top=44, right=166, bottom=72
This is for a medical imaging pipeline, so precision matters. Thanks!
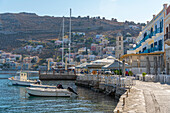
left=119, top=54, right=120, bottom=86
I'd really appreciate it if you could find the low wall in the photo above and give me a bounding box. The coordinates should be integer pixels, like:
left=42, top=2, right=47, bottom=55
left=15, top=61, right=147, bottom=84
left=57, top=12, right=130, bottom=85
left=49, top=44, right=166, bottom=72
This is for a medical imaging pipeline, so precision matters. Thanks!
left=0, top=71, right=17, bottom=75
left=75, top=80, right=127, bottom=98
left=136, top=74, right=170, bottom=84
left=158, top=74, right=170, bottom=84
left=39, top=74, right=77, bottom=80
left=76, top=75, right=135, bottom=98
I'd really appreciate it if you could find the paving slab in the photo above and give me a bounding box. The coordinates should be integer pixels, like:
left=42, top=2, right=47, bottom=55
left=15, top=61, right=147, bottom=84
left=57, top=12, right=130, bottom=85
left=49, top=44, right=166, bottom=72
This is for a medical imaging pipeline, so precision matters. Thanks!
left=115, top=80, right=170, bottom=113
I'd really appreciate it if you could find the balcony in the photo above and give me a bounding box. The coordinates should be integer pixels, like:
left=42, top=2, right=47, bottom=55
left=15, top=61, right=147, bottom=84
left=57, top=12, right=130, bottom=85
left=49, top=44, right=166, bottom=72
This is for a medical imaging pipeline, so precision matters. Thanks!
left=164, top=32, right=170, bottom=46
left=133, top=29, right=164, bottom=51
left=153, top=46, right=159, bottom=52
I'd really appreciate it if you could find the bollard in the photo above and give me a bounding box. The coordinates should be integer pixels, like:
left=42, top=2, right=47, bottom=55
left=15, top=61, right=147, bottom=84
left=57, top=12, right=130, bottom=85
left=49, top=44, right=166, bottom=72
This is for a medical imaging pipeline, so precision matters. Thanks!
left=39, top=70, right=41, bottom=75
left=126, top=92, right=128, bottom=97
left=129, top=88, right=130, bottom=92
left=53, top=70, right=55, bottom=75
left=123, top=98, right=125, bottom=106
left=117, top=110, right=119, bottom=113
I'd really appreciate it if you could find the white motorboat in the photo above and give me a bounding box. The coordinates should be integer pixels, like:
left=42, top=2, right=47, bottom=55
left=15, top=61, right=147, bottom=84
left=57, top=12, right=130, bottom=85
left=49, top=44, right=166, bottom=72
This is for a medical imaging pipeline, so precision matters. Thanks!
left=30, top=84, right=57, bottom=89
left=26, top=87, right=76, bottom=97
left=8, top=72, right=37, bottom=86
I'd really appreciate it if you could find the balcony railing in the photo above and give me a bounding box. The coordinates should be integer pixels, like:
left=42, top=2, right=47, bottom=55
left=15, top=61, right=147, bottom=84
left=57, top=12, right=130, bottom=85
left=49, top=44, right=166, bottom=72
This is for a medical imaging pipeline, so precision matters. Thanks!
left=164, top=32, right=170, bottom=41
left=134, top=29, right=164, bottom=51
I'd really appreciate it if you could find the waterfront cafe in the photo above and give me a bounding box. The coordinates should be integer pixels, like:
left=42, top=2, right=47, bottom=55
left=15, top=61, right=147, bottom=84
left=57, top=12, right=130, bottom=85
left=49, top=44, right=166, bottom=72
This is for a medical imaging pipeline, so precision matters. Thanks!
left=102, top=60, right=131, bottom=75
left=76, top=56, right=131, bottom=75
left=86, top=56, right=115, bottom=74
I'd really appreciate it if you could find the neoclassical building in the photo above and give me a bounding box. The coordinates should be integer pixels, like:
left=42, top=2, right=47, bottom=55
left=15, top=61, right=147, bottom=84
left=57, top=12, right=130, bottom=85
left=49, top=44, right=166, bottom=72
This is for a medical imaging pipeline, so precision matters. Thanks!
left=164, top=4, right=170, bottom=74
left=122, top=4, right=170, bottom=75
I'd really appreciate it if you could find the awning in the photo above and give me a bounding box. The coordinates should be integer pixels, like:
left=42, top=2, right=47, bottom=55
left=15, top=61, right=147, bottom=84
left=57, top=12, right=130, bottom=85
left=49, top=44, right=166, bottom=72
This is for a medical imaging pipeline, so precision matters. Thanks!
left=102, top=60, right=131, bottom=69
left=68, top=67, right=75, bottom=69
left=75, top=62, right=89, bottom=69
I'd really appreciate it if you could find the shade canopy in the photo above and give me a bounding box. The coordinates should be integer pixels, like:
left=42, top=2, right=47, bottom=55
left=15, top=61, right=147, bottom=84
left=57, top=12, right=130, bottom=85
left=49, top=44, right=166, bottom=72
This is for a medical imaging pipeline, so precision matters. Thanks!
left=75, top=62, right=89, bottom=69
left=102, top=60, right=131, bottom=69
left=68, top=67, right=75, bottom=69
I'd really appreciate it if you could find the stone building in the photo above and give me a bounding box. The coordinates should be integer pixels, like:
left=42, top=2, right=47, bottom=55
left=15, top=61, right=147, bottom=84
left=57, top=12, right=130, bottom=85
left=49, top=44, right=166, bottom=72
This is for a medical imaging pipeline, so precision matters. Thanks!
left=120, top=52, right=164, bottom=74
left=115, top=33, right=124, bottom=58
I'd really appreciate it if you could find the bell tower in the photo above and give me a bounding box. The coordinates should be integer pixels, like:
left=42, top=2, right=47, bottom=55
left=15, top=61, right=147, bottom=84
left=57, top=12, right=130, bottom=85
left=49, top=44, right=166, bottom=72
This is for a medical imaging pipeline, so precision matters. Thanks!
left=115, top=32, right=124, bottom=58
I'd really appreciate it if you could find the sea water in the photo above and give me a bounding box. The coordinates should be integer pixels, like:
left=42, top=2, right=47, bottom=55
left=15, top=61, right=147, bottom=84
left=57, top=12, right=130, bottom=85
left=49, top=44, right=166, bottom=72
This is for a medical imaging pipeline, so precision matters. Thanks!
left=0, top=74, right=118, bottom=113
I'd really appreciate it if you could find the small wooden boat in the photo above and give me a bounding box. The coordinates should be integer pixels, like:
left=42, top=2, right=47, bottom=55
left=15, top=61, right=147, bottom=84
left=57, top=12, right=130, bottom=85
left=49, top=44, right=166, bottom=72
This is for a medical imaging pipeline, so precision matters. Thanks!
left=8, top=72, right=37, bottom=86
left=26, top=87, right=73, bottom=97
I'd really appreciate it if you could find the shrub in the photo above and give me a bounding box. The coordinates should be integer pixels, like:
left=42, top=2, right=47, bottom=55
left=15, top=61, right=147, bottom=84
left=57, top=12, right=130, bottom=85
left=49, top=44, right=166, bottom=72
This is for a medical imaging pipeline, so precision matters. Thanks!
left=114, top=70, right=122, bottom=75
left=142, top=72, right=146, bottom=77
left=128, top=71, right=133, bottom=76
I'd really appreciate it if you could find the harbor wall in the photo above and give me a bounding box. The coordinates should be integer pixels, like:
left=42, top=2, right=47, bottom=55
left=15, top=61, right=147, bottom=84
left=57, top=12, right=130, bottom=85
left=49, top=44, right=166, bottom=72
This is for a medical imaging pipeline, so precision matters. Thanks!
left=39, top=71, right=77, bottom=80
left=39, top=74, right=77, bottom=80
left=75, top=74, right=135, bottom=98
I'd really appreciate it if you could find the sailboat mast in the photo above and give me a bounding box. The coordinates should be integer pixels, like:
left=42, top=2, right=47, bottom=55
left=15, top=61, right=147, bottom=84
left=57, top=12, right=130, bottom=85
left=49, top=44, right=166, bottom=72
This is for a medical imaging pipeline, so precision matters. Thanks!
left=62, top=16, right=64, bottom=65
left=69, top=8, right=71, bottom=63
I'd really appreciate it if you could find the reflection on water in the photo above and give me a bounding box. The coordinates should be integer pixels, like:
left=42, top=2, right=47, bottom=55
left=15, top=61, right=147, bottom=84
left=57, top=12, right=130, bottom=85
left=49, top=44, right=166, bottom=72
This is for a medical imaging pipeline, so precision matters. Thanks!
left=0, top=74, right=118, bottom=113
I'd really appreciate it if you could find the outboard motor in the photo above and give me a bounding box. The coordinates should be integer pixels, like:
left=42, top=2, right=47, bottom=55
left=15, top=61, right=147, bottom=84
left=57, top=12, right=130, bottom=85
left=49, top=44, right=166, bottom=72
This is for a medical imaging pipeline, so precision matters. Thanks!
left=35, top=80, right=41, bottom=84
left=67, top=87, right=78, bottom=95
left=57, top=84, right=64, bottom=89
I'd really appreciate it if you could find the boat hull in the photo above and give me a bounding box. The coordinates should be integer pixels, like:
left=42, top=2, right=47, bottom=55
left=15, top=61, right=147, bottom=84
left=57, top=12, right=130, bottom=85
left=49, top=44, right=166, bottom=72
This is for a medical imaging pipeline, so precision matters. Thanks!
left=30, top=84, right=57, bottom=89
left=26, top=87, right=71, bottom=97
left=8, top=78, right=37, bottom=86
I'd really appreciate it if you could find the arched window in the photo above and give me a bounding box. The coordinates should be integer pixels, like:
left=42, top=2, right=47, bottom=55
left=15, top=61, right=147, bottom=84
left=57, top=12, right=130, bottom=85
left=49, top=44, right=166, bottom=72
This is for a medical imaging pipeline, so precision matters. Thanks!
left=119, top=37, right=121, bottom=41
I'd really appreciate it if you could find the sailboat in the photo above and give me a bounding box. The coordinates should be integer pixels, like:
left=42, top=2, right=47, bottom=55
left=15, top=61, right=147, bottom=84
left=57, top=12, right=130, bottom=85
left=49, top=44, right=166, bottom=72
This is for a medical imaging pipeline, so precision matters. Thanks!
left=57, top=9, right=75, bottom=71
left=26, top=10, right=78, bottom=97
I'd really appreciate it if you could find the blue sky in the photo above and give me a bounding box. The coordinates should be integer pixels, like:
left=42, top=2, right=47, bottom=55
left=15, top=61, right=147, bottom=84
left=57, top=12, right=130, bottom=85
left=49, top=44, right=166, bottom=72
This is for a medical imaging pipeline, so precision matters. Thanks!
left=0, top=0, right=169, bottom=23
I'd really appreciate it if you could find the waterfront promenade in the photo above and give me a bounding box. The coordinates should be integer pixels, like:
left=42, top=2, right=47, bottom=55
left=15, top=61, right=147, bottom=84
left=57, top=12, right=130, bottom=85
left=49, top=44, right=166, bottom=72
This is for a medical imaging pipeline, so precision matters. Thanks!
left=115, top=80, right=170, bottom=113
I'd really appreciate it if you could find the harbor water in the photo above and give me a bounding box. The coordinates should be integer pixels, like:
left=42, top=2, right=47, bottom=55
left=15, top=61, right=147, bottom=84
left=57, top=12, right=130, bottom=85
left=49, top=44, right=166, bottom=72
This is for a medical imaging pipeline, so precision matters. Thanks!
left=0, top=74, right=118, bottom=113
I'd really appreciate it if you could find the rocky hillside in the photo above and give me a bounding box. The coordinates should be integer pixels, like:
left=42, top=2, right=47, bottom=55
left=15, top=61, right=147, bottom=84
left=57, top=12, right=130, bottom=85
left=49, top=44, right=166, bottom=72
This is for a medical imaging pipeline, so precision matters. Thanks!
left=0, top=12, right=145, bottom=51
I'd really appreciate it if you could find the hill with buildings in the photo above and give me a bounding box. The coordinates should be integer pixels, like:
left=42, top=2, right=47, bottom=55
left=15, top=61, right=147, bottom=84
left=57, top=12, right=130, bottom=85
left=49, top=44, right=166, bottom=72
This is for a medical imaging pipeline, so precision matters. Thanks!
left=0, top=12, right=145, bottom=51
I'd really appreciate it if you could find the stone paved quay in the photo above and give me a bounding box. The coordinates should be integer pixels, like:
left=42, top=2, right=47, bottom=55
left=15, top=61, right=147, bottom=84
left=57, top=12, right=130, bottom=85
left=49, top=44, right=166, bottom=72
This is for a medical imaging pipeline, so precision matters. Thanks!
left=114, top=80, right=170, bottom=113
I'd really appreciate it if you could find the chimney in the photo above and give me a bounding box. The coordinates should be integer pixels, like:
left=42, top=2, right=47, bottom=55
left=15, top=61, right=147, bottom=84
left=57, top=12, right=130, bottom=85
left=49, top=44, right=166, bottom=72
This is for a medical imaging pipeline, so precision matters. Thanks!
left=163, top=4, right=167, bottom=9
left=153, top=15, right=155, bottom=19
left=147, top=21, right=149, bottom=24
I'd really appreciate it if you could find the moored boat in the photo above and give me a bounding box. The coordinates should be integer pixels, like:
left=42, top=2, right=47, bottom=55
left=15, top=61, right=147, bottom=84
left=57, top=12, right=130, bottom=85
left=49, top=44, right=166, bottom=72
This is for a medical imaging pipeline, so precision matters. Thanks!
left=30, top=84, right=57, bottom=89
left=8, top=72, right=37, bottom=86
left=26, top=87, right=73, bottom=97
